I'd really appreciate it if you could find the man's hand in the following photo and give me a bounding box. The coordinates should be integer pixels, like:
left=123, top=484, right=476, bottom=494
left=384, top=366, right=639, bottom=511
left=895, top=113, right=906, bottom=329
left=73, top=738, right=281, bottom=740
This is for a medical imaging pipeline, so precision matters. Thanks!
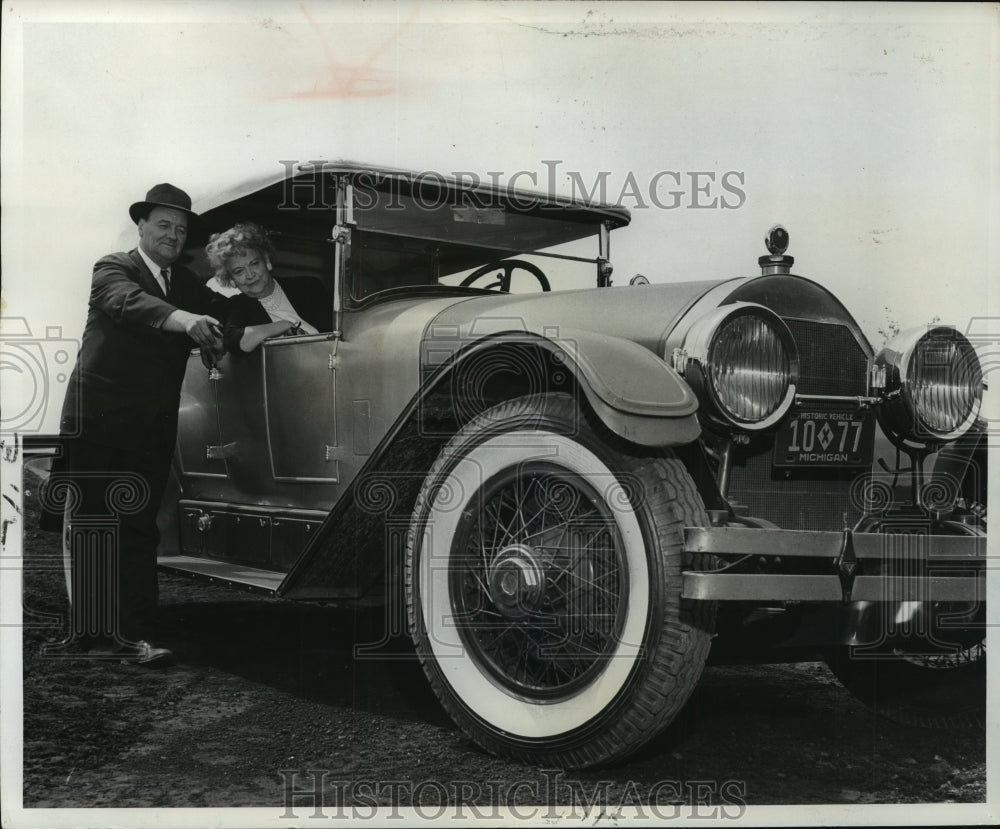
left=184, top=314, right=223, bottom=348
left=163, top=310, right=224, bottom=350
left=199, top=341, right=225, bottom=370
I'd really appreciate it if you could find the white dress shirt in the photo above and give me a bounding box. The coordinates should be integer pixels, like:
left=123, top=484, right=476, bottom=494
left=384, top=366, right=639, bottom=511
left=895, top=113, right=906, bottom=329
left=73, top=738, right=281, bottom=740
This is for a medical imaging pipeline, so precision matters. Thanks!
left=137, top=245, right=170, bottom=295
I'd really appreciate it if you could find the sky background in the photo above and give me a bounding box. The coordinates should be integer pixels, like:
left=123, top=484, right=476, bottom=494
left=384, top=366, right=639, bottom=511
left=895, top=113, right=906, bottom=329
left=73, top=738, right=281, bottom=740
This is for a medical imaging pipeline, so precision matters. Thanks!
left=1, top=0, right=997, bottom=433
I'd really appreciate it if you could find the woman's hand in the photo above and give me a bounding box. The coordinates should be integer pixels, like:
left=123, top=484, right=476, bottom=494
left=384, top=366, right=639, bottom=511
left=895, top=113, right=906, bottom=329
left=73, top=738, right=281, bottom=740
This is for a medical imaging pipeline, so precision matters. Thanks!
left=239, top=319, right=296, bottom=352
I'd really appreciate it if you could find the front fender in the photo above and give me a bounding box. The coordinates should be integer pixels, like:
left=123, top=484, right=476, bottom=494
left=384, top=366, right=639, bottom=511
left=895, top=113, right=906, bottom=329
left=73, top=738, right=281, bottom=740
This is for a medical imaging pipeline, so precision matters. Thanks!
left=931, top=417, right=988, bottom=509
left=424, top=327, right=700, bottom=447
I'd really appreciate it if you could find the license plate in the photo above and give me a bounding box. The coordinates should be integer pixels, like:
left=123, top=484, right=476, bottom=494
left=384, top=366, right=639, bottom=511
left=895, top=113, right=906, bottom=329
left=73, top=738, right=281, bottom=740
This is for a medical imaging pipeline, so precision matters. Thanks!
left=773, top=410, right=876, bottom=468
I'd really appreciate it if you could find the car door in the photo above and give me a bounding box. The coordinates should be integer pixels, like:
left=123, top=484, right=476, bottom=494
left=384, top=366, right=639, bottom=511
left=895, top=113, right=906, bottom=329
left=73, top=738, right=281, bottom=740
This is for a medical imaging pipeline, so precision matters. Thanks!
left=259, top=334, right=342, bottom=485
left=215, top=335, right=342, bottom=494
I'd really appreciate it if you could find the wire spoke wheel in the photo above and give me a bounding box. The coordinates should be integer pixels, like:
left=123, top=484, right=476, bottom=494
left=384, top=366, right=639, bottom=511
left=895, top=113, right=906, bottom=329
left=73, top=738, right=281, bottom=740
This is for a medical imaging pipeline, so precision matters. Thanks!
left=451, top=464, right=626, bottom=700
left=902, top=640, right=985, bottom=670
left=406, top=393, right=716, bottom=768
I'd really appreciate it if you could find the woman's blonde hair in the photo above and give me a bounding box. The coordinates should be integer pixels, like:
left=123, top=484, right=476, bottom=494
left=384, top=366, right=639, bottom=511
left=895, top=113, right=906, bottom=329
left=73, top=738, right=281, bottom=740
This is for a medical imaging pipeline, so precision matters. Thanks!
left=205, top=222, right=276, bottom=286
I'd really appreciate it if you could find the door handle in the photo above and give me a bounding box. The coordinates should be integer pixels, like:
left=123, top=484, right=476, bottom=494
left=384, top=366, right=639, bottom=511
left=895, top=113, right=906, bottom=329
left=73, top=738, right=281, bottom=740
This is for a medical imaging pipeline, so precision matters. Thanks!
left=206, top=442, right=238, bottom=460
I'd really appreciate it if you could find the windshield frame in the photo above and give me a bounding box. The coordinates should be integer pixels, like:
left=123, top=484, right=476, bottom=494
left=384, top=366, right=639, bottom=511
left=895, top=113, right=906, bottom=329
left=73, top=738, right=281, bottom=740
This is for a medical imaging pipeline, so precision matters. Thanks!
left=340, top=169, right=620, bottom=309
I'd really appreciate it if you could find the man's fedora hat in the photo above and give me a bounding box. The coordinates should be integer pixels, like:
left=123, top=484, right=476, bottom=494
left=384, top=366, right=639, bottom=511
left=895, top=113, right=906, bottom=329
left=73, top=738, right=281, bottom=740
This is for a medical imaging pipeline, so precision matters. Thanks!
left=129, top=183, right=199, bottom=225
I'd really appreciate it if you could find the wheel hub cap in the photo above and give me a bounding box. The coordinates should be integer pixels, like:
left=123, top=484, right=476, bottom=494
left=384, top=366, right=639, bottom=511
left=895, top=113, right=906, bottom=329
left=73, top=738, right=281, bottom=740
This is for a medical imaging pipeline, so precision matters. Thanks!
left=489, top=545, right=546, bottom=619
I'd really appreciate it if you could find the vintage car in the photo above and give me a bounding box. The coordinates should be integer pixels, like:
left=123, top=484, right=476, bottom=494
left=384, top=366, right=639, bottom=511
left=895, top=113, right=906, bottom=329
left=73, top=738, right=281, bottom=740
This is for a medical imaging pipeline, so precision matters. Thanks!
left=153, top=162, right=985, bottom=768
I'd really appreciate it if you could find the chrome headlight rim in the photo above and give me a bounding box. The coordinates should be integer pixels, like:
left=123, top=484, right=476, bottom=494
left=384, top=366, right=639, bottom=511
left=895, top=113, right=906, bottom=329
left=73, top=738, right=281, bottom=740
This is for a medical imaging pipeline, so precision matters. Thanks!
left=878, top=325, right=983, bottom=444
left=681, top=302, right=800, bottom=431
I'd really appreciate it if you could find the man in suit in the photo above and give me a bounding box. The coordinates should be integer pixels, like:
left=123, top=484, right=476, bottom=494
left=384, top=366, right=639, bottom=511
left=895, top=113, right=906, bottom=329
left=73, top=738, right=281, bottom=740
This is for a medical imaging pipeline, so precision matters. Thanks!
left=52, top=183, right=226, bottom=666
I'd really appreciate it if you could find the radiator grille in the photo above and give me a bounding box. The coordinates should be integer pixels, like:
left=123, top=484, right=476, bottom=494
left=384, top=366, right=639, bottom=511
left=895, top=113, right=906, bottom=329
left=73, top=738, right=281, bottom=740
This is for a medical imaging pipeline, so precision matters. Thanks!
left=786, top=318, right=868, bottom=396
left=726, top=318, right=870, bottom=530
left=727, top=449, right=866, bottom=530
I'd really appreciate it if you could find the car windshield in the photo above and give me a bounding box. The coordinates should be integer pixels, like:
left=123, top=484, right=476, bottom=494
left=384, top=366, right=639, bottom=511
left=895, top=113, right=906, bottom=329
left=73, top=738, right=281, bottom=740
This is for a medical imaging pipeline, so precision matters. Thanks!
left=347, top=180, right=606, bottom=304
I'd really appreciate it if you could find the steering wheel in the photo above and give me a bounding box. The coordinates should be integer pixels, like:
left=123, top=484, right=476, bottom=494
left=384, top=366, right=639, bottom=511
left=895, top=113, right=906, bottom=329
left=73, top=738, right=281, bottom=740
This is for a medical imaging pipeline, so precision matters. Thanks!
left=460, top=259, right=551, bottom=293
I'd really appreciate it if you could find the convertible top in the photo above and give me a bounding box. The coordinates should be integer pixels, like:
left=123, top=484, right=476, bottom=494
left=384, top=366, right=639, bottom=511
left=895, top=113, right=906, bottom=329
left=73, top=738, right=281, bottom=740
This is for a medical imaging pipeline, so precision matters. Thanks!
left=194, top=160, right=631, bottom=248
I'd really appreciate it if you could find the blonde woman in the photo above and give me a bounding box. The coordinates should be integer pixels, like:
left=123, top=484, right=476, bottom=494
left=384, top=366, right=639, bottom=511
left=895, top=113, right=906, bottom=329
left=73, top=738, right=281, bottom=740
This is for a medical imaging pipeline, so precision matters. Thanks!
left=205, top=222, right=331, bottom=353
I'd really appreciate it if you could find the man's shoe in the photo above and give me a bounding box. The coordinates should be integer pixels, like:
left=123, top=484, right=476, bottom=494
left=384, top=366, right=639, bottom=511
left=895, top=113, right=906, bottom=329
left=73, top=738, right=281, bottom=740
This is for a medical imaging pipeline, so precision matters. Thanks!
left=117, top=640, right=174, bottom=667
left=40, top=638, right=98, bottom=658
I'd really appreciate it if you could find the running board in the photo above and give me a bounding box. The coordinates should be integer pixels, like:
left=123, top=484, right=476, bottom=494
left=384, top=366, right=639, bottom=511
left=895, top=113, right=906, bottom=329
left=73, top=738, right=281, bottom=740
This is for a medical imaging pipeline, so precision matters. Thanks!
left=158, top=555, right=285, bottom=595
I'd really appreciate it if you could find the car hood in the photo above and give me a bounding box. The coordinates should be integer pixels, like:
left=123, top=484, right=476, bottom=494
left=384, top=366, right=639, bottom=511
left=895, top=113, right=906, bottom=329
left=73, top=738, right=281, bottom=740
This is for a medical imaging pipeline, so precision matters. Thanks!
left=426, top=279, right=736, bottom=355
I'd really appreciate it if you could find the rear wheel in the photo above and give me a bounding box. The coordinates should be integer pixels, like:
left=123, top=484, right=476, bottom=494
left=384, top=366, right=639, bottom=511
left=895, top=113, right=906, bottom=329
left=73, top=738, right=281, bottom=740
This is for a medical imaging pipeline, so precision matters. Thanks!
left=405, top=393, right=715, bottom=768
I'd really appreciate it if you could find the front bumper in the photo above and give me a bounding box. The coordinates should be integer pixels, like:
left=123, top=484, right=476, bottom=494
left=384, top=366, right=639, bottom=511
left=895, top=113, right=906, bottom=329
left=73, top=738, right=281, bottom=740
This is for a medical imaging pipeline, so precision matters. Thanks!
left=681, top=526, right=986, bottom=603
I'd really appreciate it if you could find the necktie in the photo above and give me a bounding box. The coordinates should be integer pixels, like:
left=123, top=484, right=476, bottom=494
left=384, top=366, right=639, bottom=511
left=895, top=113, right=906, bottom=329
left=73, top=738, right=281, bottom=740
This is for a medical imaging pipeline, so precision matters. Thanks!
left=160, top=268, right=171, bottom=294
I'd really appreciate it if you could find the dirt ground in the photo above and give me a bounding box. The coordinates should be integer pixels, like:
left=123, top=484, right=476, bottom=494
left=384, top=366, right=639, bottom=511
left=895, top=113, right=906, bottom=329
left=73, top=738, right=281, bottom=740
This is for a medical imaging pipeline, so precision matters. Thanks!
left=15, top=487, right=986, bottom=815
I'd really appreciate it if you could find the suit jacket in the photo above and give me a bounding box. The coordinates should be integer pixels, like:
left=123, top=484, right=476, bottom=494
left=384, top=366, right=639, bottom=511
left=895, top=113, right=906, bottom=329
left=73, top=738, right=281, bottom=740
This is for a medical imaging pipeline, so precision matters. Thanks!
left=59, top=249, right=228, bottom=451
left=223, top=276, right=333, bottom=354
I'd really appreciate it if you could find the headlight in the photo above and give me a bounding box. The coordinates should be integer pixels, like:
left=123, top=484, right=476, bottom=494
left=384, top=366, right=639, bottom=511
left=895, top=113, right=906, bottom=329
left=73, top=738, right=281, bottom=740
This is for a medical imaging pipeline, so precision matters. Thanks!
left=678, top=302, right=799, bottom=430
left=877, top=325, right=983, bottom=443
